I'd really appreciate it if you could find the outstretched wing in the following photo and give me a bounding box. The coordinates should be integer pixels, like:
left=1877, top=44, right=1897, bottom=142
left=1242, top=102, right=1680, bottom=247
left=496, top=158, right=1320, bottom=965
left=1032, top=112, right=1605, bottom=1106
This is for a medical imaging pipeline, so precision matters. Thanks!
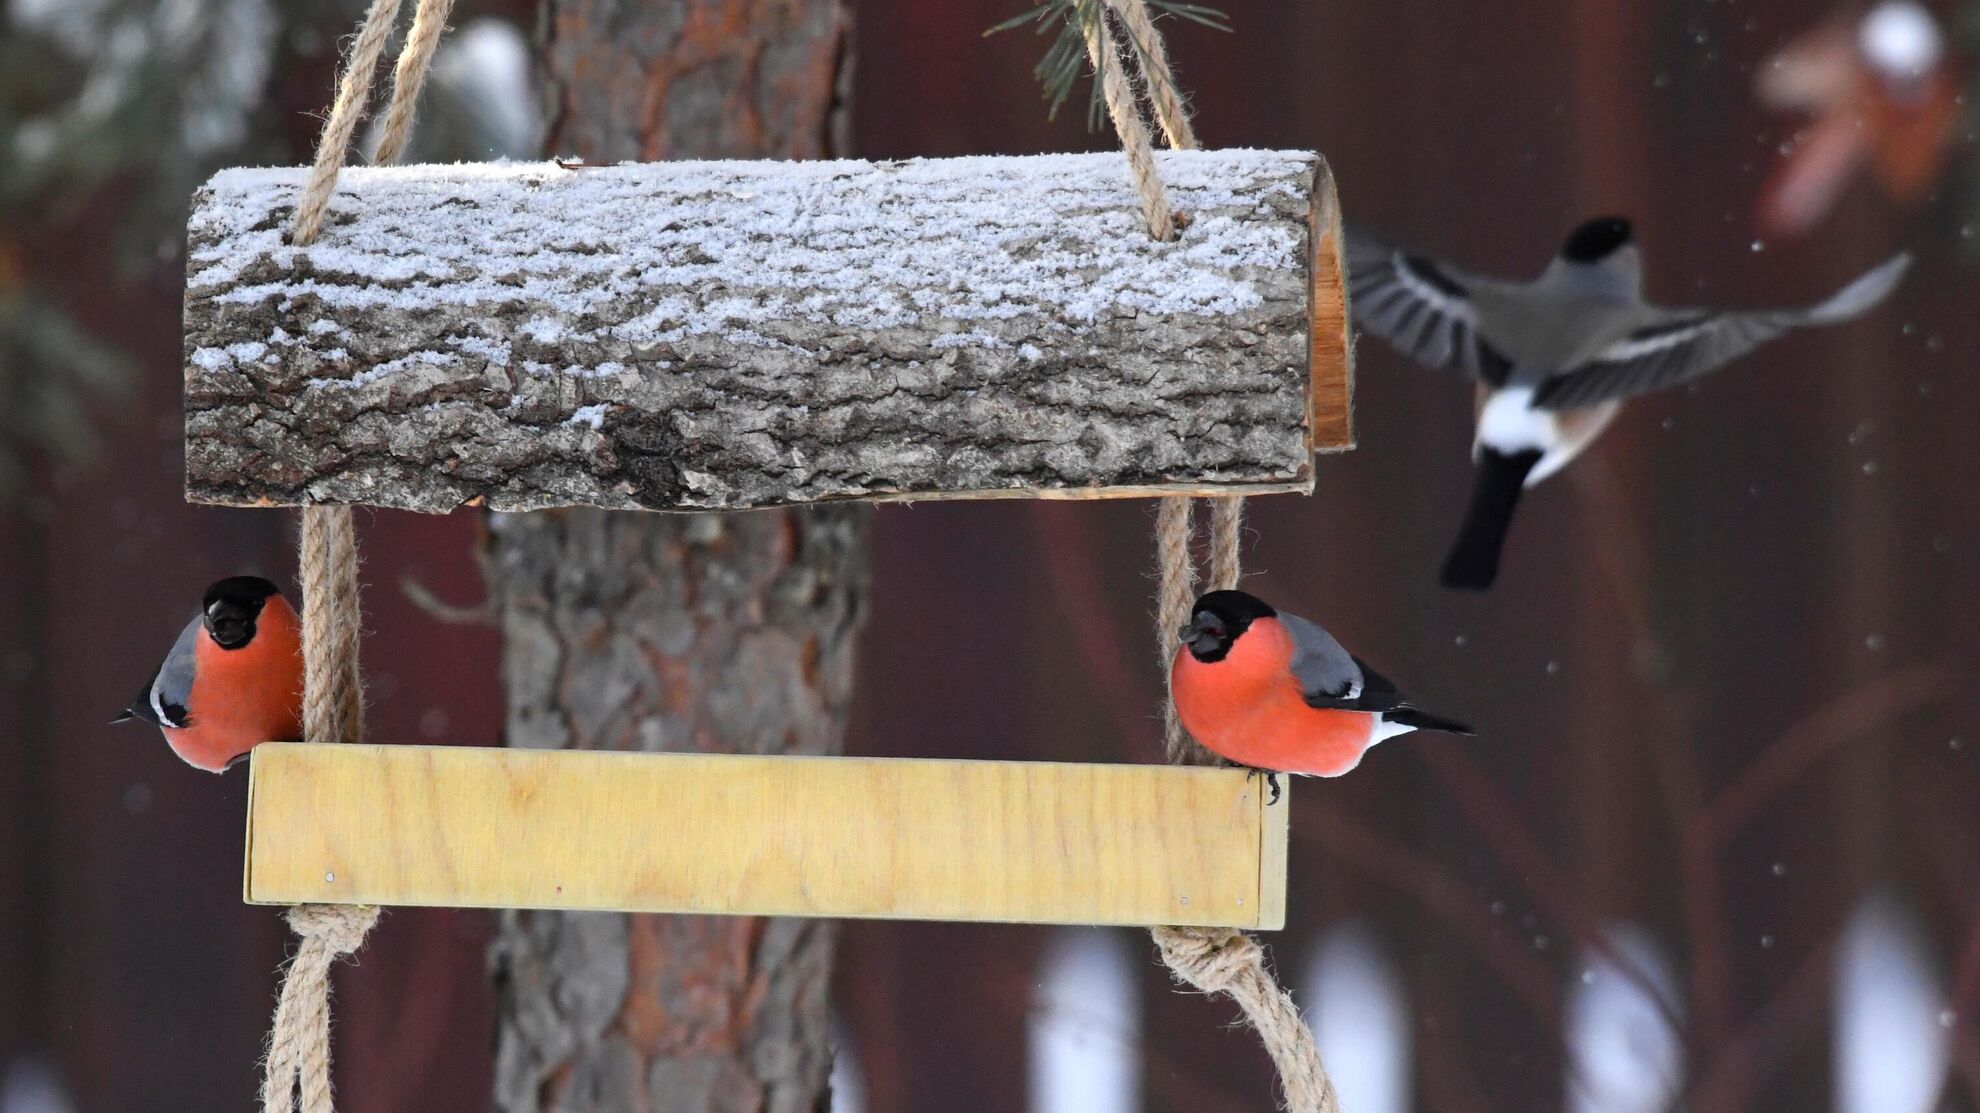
left=1533, top=253, right=1910, bottom=410
left=1344, top=222, right=1515, bottom=386
left=115, top=613, right=198, bottom=728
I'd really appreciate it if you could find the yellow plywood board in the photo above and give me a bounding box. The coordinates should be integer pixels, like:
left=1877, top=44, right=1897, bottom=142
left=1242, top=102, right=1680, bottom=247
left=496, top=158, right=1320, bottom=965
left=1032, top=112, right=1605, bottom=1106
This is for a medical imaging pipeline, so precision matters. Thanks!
left=244, top=744, right=1289, bottom=929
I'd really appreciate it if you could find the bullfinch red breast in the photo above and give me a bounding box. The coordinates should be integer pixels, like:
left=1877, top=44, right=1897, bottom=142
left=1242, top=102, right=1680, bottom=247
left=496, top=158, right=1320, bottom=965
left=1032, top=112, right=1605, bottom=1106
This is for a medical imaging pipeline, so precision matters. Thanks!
left=112, top=576, right=303, bottom=773
left=1171, top=590, right=1471, bottom=794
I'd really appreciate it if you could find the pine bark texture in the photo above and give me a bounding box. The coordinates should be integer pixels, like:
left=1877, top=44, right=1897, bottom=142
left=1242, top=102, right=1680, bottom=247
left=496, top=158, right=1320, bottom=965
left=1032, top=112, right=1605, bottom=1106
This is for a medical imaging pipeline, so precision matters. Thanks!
left=485, top=3, right=864, bottom=1112
left=179, top=152, right=1328, bottom=512
left=485, top=508, right=867, bottom=1113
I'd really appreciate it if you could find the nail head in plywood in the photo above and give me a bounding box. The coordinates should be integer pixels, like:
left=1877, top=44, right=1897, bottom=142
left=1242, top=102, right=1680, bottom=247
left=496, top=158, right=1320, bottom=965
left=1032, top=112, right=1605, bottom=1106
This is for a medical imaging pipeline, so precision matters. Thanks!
left=243, top=744, right=1292, bottom=929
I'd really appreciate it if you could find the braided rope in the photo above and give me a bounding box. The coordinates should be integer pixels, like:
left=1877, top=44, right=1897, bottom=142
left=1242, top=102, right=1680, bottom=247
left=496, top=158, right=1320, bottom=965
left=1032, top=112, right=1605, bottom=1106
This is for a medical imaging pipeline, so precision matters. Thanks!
left=1155, top=497, right=1204, bottom=763
left=1152, top=927, right=1341, bottom=1113
left=263, top=506, right=378, bottom=1113
left=1081, top=7, right=1175, bottom=242
left=262, top=0, right=456, bottom=1094
left=368, top=0, right=458, bottom=166
left=289, top=0, right=454, bottom=244
left=288, top=0, right=404, bottom=245
left=1105, top=0, right=1198, bottom=150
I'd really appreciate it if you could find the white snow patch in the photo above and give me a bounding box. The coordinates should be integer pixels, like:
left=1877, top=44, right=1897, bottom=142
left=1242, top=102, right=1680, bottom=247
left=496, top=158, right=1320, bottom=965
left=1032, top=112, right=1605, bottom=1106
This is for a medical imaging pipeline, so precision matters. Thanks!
left=1, top=1056, right=77, bottom=1113
left=520, top=317, right=565, bottom=343
left=307, top=349, right=456, bottom=389
left=931, top=330, right=1010, bottom=351
left=451, top=334, right=512, bottom=366
left=187, top=150, right=1314, bottom=374
left=1029, top=929, right=1138, bottom=1113
left=567, top=403, right=610, bottom=429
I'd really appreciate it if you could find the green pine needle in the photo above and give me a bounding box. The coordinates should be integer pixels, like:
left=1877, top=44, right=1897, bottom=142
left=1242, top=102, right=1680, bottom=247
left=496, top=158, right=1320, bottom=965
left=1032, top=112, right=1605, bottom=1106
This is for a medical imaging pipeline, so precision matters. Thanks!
left=986, top=0, right=1230, bottom=127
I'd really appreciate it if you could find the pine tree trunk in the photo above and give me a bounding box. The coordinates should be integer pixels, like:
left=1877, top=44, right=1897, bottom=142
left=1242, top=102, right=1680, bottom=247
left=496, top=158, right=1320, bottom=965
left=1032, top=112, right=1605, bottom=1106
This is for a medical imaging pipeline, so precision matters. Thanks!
left=486, top=4, right=863, bottom=1112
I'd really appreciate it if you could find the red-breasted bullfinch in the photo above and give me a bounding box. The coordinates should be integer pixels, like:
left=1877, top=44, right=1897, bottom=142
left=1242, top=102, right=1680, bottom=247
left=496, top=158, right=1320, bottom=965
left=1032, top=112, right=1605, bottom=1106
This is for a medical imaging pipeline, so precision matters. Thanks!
left=112, top=576, right=303, bottom=773
left=1171, top=590, right=1471, bottom=796
left=1346, top=217, right=1909, bottom=590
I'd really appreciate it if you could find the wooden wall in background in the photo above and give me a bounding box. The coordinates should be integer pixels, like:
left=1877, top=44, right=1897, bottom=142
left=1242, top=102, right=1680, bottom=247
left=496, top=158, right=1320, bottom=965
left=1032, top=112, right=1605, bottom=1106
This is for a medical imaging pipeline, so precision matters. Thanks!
left=3, top=1, right=1978, bottom=1112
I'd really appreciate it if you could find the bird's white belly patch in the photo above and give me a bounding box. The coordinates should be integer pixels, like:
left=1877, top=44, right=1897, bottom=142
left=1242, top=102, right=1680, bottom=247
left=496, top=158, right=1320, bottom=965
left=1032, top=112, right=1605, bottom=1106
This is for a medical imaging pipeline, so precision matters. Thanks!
left=1475, top=387, right=1560, bottom=453
left=1369, top=717, right=1419, bottom=746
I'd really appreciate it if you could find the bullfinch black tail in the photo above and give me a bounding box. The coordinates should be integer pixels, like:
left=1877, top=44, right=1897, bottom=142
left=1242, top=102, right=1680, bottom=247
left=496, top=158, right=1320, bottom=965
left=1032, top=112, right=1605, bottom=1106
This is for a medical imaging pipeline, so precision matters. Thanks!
left=112, top=686, right=153, bottom=725
left=1387, top=707, right=1475, bottom=736
left=1441, top=448, right=1543, bottom=591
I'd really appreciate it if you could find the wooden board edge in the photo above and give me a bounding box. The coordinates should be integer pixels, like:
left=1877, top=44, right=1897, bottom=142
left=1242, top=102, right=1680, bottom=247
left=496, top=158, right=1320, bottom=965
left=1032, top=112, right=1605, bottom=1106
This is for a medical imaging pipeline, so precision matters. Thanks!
left=243, top=746, right=265, bottom=904
left=1308, top=156, right=1355, bottom=455
left=1255, top=777, right=1290, bottom=930
left=186, top=478, right=1320, bottom=513
left=242, top=744, right=1279, bottom=926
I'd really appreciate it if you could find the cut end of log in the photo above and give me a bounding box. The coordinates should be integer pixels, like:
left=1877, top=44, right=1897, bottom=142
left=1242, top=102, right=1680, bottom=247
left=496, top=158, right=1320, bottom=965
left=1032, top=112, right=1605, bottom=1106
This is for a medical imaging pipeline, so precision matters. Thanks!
left=184, top=150, right=1354, bottom=512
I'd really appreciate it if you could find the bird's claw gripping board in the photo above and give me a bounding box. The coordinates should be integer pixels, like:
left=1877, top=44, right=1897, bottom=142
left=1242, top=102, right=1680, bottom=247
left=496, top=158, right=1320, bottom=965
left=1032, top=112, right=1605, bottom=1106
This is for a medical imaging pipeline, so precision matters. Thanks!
left=243, top=744, right=1292, bottom=929
left=183, top=150, right=1353, bottom=513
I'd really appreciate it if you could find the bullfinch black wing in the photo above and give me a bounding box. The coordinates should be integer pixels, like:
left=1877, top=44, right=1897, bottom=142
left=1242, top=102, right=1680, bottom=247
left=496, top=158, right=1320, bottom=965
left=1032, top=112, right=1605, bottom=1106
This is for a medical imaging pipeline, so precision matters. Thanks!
left=1533, top=253, right=1910, bottom=409
left=114, top=612, right=198, bottom=727
left=1344, top=222, right=1516, bottom=386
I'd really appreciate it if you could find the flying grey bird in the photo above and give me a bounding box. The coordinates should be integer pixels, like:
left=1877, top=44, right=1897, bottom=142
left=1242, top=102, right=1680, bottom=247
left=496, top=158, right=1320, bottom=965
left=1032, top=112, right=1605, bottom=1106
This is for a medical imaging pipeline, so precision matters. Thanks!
left=1345, top=216, right=1911, bottom=589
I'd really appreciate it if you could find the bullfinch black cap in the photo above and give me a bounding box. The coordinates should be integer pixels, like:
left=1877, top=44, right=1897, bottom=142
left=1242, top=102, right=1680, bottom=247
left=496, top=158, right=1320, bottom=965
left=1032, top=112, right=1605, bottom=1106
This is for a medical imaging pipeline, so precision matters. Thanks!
left=203, top=575, right=281, bottom=610
left=1561, top=216, right=1634, bottom=262
left=203, top=575, right=280, bottom=650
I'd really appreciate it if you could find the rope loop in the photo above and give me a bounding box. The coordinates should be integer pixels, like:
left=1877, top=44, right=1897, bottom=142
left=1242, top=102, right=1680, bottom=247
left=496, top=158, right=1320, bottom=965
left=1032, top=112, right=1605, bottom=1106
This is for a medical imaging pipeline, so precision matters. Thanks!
left=288, top=903, right=383, bottom=955
left=1151, top=924, right=1257, bottom=994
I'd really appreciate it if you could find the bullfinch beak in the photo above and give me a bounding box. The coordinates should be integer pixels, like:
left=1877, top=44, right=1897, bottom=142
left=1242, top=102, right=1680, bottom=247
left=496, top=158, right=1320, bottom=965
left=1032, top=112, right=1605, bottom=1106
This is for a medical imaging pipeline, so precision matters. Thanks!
left=1178, top=614, right=1225, bottom=656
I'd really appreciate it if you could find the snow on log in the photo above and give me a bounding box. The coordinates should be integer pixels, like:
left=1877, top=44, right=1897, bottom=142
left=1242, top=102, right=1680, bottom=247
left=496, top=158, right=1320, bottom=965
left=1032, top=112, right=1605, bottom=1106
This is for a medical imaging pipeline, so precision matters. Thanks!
left=183, top=150, right=1351, bottom=512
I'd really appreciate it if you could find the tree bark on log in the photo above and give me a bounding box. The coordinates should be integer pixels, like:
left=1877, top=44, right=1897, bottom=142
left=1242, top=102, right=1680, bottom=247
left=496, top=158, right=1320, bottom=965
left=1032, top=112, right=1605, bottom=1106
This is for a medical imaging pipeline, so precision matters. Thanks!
left=181, top=152, right=1338, bottom=511
left=484, top=4, right=865, bottom=1113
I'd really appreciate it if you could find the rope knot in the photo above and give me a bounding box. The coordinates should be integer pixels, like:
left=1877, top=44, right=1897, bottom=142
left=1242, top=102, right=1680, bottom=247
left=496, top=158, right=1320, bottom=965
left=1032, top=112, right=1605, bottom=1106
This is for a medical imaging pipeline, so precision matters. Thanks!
left=1152, top=924, right=1260, bottom=995
left=287, top=904, right=381, bottom=956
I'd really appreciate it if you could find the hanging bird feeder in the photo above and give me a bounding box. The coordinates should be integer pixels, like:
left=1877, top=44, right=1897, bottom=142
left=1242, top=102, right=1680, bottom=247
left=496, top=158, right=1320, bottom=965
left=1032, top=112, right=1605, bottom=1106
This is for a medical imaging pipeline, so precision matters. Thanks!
left=192, top=132, right=1354, bottom=935
left=212, top=146, right=1348, bottom=928
left=218, top=0, right=1357, bottom=1109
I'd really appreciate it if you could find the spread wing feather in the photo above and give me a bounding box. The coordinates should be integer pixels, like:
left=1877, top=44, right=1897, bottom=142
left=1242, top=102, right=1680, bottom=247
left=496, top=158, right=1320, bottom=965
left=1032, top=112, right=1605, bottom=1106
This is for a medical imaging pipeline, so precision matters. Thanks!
left=1345, top=222, right=1516, bottom=386
left=1534, top=254, right=1910, bottom=409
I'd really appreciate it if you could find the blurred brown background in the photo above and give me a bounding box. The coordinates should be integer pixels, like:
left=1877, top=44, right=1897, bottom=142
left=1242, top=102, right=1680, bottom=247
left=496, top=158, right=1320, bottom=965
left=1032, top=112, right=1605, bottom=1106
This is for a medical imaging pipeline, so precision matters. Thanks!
left=2, top=0, right=1976, bottom=1110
